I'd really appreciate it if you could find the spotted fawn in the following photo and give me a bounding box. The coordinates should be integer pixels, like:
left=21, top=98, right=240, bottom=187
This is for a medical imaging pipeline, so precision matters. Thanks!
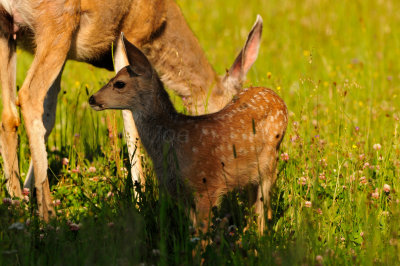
left=89, top=28, right=288, bottom=233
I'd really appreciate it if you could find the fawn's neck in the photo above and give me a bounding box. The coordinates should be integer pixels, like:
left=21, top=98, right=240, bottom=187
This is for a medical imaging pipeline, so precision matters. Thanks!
left=129, top=77, right=187, bottom=189
left=130, top=76, right=179, bottom=157
left=140, top=0, right=223, bottom=113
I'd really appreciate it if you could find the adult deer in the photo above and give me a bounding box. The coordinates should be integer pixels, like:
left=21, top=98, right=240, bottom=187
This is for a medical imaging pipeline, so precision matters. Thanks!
left=0, top=0, right=262, bottom=220
left=89, top=35, right=288, bottom=233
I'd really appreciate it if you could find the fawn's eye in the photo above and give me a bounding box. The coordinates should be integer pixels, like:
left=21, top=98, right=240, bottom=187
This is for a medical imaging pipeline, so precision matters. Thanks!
left=114, top=81, right=126, bottom=89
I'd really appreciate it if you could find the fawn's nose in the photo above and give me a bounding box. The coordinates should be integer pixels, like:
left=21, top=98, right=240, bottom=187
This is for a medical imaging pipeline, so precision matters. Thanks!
left=88, top=96, right=96, bottom=105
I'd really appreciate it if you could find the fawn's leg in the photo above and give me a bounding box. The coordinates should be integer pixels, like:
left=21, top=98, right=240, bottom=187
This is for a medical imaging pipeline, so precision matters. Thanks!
left=114, top=36, right=143, bottom=189
left=0, top=32, right=21, bottom=198
left=254, top=149, right=279, bottom=233
left=18, top=1, right=79, bottom=220
left=23, top=70, right=63, bottom=191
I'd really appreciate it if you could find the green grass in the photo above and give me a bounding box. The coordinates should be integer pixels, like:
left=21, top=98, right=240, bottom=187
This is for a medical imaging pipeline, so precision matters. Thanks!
left=1, top=0, right=400, bottom=264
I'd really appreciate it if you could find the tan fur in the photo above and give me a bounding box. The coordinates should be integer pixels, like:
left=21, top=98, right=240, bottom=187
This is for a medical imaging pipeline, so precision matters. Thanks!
left=90, top=38, right=288, bottom=233
left=0, top=0, right=260, bottom=220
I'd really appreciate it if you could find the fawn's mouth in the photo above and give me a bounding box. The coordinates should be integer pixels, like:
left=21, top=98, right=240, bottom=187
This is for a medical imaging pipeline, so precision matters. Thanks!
left=90, top=104, right=105, bottom=111
left=88, top=95, right=105, bottom=110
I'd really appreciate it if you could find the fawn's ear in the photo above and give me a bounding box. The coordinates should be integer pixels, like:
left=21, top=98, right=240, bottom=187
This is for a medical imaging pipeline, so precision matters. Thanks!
left=226, top=15, right=263, bottom=85
left=120, top=33, right=152, bottom=76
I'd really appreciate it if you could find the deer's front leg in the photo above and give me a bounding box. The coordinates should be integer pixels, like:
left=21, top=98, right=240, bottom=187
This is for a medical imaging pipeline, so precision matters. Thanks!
left=23, top=70, right=63, bottom=191
left=0, top=33, right=21, bottom=198
left=18, top=1, right=79, bottom=220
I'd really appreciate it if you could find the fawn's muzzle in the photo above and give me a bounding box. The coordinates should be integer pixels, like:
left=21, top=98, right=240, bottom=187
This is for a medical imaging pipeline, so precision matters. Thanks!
left=89, top=95, right=105, bottom=110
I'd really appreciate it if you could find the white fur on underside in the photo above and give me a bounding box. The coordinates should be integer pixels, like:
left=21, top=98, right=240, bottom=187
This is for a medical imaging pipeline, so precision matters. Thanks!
left=0, top=0, right=34, bottom=28
left=0, top=0, right=13, bottom=14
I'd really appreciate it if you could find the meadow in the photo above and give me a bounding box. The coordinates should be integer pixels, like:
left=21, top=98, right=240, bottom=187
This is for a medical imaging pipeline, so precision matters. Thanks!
left=1, top=0, right=400, bottom=264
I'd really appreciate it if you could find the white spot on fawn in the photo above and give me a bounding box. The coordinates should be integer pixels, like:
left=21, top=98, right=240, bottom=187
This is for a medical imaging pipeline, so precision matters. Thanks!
left=192, top=147, right=198, bottom=153
left=202, top=128, right=208, bottom=135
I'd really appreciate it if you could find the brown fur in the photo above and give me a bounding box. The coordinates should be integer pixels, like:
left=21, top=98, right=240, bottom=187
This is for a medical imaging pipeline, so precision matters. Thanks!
left=0, top=0, right=261, bottom=220
left=90, top=38, right=288, bottom=233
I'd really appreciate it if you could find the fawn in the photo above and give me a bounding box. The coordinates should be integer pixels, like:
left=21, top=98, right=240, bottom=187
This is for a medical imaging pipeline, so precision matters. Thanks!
left=89, top=34, right=288, bottom=232
left=0, top=0, right=263, bottom=219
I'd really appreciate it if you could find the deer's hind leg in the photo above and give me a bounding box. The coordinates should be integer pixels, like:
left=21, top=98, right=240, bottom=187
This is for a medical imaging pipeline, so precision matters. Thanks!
left=0, top=32, right=21, bottom=198
left=114, top=36, right=143, bottom=192
left=254, top=145, right=280, bottom=233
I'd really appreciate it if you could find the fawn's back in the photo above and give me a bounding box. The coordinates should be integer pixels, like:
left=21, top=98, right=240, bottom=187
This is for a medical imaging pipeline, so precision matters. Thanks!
left=175, top=86, right=287, bottom=200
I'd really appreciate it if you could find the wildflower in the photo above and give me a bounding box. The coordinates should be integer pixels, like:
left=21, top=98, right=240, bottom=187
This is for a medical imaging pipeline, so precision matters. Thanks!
left=360, top=231, right=364, bottom=237
left=88, top=166, right=96, bottom=173
left=53, top=199, right=61, bottom=206
left=152, top=249, right=161, bottom=256
left=8, top=222, right=24, bottom=230
left=280, top=152, right=289, bottom=162
left=22, top=188, right=30, bottom=196
left=276, top=86, right=281, bottom=91
left=359, top=154, right=365, bottom=160
left=12, top=199, right=20, bottom=206
left=298, top=177, right=307, bottom=186
left=318, top=173, right=326, bottom=180
left=303, top=50, right=310, bottom=57
left=190, top=237, right=200, bottom=243
left=383, top=184, right=391, bottom=193
left=363, top=162, right=370, bottom=169
left=3, top=198, right=12, bottom=205
left=267, top=72, right=272, bottom=79
left=71, top=166, right=80, bottom=173
left=25, top=219, right=31, bottom=227
left=359, top=176, right=367, bottom=185
left=62, top=157, right=69, bottom=166
left=90, top=176, right=99, bottom=182
left=340, top=237, right=345, bottom=242
left=316, top=255, right=323, bottom=264
left=373, top=143, right=381, bottom=150
left=355, top=126, right=360, bottom=131
left=371, top=188, right=379, bottom=199
left=319, top=158, right=328, bottom=167
left=23, top=196, right=29, bottom=203
left=316, top=208, right=323, bottom=215
left=228, top=225, right=238, bottom=236
left=305, top=201, right=312, bottom=208
left=106, top=191, right=114, bottom=199
left=69, top=223, right=80, bottom=231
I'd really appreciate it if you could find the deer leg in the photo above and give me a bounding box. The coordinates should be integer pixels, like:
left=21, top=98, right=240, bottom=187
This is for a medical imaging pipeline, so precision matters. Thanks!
left=254, top=149, right=279, bottom=233
left=24, top=69, right=63, bottom=191
left=114, top=37, right=143, bottom=190
left=19, top=57, right=66, bottom=221
left=121, top=111, right=142, bottom=186
left=18, top=2, right=78, bottom=221
left=0, top=34, right=21, bottom=198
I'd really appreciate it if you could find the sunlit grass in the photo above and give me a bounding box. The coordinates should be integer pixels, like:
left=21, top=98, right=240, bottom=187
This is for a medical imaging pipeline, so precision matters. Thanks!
left=1, top=0, right=400, bottom=264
